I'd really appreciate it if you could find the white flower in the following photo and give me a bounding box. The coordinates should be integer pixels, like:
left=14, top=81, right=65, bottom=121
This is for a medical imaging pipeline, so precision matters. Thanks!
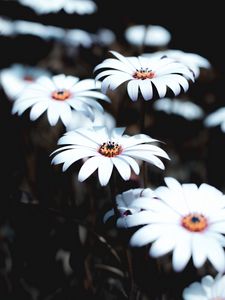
left=66, top=109, right=116, bottom=132
left=204, top=108, right=225, bottom=132
left=18, top=0, right=97, bottom=15
left=12, top=74, right=110, bottom=126
left=125, top=25, right=171, bottom=47
left=127, top=177, right=225, bottom=272
left=94, top=28, right=116, bottom=46
left=13, top=20, right=64, bottom=41
left=0, top=64, right=51, bottom=100
left=94, top=50, right=194, bottom=102
left=65, top=29, right=93, bottom=48
left=143, top=49, right=211, bottom=78
left=103, top=188, right=155, bottom=228
left=153, top=97, right=204, bottom=120
left=51, top=126, right=170, bottom=186
left=183, top=274, right=225, bottom=300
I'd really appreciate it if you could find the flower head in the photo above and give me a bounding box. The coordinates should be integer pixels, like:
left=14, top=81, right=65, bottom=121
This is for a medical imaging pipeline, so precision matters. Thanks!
left=126, top=177, right=225, bottom=272
left=18, top=0, right=97, bottom=15
left=94, top=51, right=194, bottom=102
left=143, top=49, right=211, bottom=78
left=125, top=24, right=171, bottom=47
left=51, top=126, right=170, bottom=186
left=0, top=64, right=51, bottom=100
left=204, top=107, right=225, bottom=132
left=103, top=188, right=155, bottom=228
left=183, top=274, right=225, bottom=300
left=153, top=98, right=204, bottom=120
left=12, top=74, right=110, bottom=126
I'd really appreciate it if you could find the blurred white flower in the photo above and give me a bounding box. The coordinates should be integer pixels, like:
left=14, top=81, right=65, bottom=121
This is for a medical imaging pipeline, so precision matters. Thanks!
left=0, top=64, right=51, bottom=100
left=103, top=188, right=155, bottom=228
left=93, top=28, right=116, bottom=46
left=153, top=97, right=204, bottom=120
left=143, top=49, right=211, bottom=78
left=65, top=29, right=94, bottom=48
left=127, top=177, right=225, bottom=272
left=51, top=126, right=170, bottom=186
left=0, top=16, right=14, bottom=36
left=18, top=0, right=97, bottom=15
left=183, top=274, right=225, bottom=300
left=13, top=20, right=65, bottom=41
left=204, top=107, right=225, bottom=132
left=125, top=24, right=171, bottom=47
left=66, top=109, right=116, bottom=132
left=94, top=50, right=195, bottom=101
left=12, top=74, right=110, bottom=126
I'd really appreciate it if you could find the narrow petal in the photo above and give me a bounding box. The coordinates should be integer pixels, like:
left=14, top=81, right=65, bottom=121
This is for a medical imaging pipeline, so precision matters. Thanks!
left=97, top=157, right=114, bottom=186
left=139, top=79, right=153, bottom=100
left=112, top=157, right=131, bottom=181
left=127, top=80, right=139, bottom=101
left=30, top=101, right=49, bottom=120
left=172, top=230, right=192, bottom=271
left=129, top=224, right=164, bottom=247
left=78, top=156, right=101, bottom=182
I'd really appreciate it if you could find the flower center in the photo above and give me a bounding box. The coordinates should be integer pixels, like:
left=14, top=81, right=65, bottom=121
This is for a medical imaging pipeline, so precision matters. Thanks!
left=182, top=213, right=208, bottom=232
left=133, top=68, right=155, bottom=80
left=52, top=89, right=71, bottom=101
left=98, top=141, right=122, bottom=157
left=23, top=75, right=34, bottom=82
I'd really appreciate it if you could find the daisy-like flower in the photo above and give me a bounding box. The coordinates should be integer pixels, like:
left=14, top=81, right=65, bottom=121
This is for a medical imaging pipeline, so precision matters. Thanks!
left=13, top=20, right=65, bottom=41
left=126, top=177, right=225, bottom=272
left=204, top=108, right=225, bottom=132
left=65, top=29, right=93, bottom=48
left=0, top=64, right=51, bottom=101
left=103, top=188, right=155, bottom=228
left=125, top=24, right=171, bottom=48
left=51, top=126, right=170, bottom=186
left=183, top=274, right=225, bottom=300
left=94, top=50, right=195, bottom=102
left=143, top=49, right=211, bottom=78
left=18, top=0, right=97, bottom=15
left=66, top=109, right=116, bottom=132
left=153, top=97, right=204, bottom=120
left=12, top=74, right=110, bottom=126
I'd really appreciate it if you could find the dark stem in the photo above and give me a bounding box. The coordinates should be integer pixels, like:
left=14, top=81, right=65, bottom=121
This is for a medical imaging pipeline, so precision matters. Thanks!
left=140, top=97, right=148, bottom=188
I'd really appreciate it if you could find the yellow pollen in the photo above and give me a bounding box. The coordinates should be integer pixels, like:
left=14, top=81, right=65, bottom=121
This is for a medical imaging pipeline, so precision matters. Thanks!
left=52, top=89, right=71, bottom=101
left=133, top=69, right=155, bottom=80
left=182, top=213, right=208, bottom=232
left=98, top=141, right=122, bottom=157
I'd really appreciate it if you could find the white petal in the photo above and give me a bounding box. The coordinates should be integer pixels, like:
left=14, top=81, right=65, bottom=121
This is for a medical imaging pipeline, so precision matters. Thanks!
left=72, top=79, right=99, bottom=92
left=127, top=80, right=139, bottom=101
left=151, top=77, right=167, bottom=98
left=47, top=104, right=59, bottom=126
left=172, top=230, right=192, bottom=272
left=149, top=231, right=179, bottom=257
left=120, top=155, right=140, bottom=175
left=139, top=79, right=153, bottom=100
left=30, top=101, right=49, bottom=120
left=111, top=157, right=131, bottom=181
left=126, top=151, right=165, bottom=169
left=206, top=237, right=225, bottom=272
left=78, top=156, right=101, bottom=182
left=97, top=157, right=114, bottom=186
left=58, top=103, right=72, bottom=126
left=191, top=234, right=208, bottom=268
left=129, top=224, right=165, bottom=247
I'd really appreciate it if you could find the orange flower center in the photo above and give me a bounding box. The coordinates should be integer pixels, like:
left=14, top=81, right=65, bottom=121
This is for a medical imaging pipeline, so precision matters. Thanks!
left=182, top=213, right=208, bottom=232
left=98, top=141, right=122, bottom=157
left=23, top=75, right=34, bottom=82
left=133, top=68, right=155, bottom=80
left=52, top=89, right=71, bottom=101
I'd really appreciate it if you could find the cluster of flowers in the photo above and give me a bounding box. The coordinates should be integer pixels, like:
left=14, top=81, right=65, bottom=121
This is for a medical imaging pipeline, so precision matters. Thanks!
left=2, top=9, right=225, bottom=296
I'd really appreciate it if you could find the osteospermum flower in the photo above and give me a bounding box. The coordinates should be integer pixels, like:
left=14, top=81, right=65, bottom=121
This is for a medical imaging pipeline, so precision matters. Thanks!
left=18, top=0, right=97, bottom=15
left=143, top=49, right=211, bottom=78
left=12, top=74, right=110, bottom=126
left=66, top=109, right=116, bottom=132
left=153, top=98, right=204, bottom=120
left=51, top=126, right=170, bottom=186
left=94, top=51, right=195, bottom=101
left=103, top=188, right=155, bottom=227
left=125, top=24, right=171, bottom=48
left=204, top=107, right=225, bottom=132
left=126, top=177, right=225, bottom=272
left=183, top=274, right=225, bottom=300
left=0, top=64, right=51, bottom=100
